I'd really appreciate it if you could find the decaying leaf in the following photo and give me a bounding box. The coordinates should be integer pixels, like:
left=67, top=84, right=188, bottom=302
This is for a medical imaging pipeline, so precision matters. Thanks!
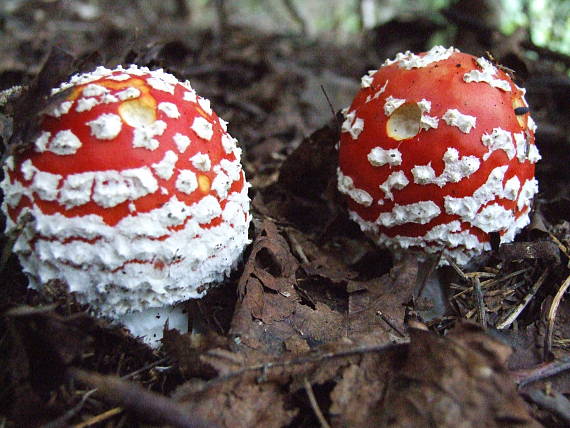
left=377, top=324, right=541, bottom=428
left=175, top=377, right=297, bottom=428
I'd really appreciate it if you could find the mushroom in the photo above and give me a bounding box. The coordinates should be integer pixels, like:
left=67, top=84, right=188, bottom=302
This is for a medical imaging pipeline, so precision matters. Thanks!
left=337, top=46, right=540, bottom=266
left=1, top=65, right=251, bottom=347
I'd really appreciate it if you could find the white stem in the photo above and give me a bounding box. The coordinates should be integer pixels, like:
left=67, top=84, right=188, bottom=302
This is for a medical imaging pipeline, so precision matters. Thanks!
left=118, top=304, right=188, bottom=348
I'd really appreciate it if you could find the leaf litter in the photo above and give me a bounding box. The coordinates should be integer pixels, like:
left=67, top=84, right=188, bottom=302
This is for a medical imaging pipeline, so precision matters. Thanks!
left=1, top=2, right=570, bottom=427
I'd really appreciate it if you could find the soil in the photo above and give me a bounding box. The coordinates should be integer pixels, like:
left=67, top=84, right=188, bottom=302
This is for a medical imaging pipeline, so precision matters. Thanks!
left=1, top=2, right=570, bottom=427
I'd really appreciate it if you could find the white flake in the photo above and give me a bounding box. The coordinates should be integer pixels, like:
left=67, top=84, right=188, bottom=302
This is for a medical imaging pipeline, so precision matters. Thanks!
left=158, top=102, right=180, bottom=119
left=444, top=165, right=508, bottom=221
left=472, top=204, right=515, bottom=233
left=116, top=87, right=141, bottom=100
left=221, top=159, right=242, bottom=182
left=46, top=101, right=73, bottom=118
left=31, top=170, right=62, bottom=201
left=337, top=168, right=373, bottom=207
left=365, top=80, right=388, bottom=103
left=190, top=195, right=222, bottom=224
left=121, top=167, right=159, bottom=200
left=517, top=178, right=539, bottom=211
left=221, top=134, right=238, bottom=154
left=175, top=170, right=198, bottom=194
left=191, top=117, right=214, bottom=141
left=528, top=144, right=541, bottom=163
left=442, top=109, right=476, bottom=133
left=504, top=176, right=521, bottom=201
left=146, top=77, right=175, bottom=94
left=514, top=132, right=529, bottom=162
left=91, top=168, right=158, bottom=208
left=368, top=147, right=402, bottom=167
left=173, top=133, right=191, bottom=153
left=76, top=97, right=99, bottom=112
left=384, top=46, right=457, bottom=70
left=48, top=130, right=83, bottom=155
left=82, top=84, right=109, bottom=97
left=481, top=128, right=515, bottom=160
left=379, top=171, right=409, bottom=201
left=417, top=99, right=439, bottom=130
left=183, top=91, right=197, bottom=103
left=59, top=172, right=95, bottom=208
left=197, top=97, right=213, bottom=115
left=463, top=57, right=511, bottom=91
left=341, top=110, right=364, bottom=139
left=152, top=150, right=178, bottom=180
left=87, top=114, right=123, bottom=140
left=20, top=159, right=36, bottom=180
left=190, top=153, right=211, bottom=171
left=527, top=116, right=537, bottom=133
left=376, top=201, right=441, bottom=227
left=34, top=131, right=51, bottom=152
left=360, top=70, right=377, bottom=88
left=219, top=118, right=228, bottom=132
left=411, top=148, right=480, bottom=187
left=384, top=96, right=406, bottom=116
left=211, top=171, right=231, bottom=199
left=132, top=120, right=167, bottom=151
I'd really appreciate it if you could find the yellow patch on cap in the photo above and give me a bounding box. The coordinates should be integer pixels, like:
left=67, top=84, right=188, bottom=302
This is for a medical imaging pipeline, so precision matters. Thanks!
left=198, top=175, right=211, bottom=194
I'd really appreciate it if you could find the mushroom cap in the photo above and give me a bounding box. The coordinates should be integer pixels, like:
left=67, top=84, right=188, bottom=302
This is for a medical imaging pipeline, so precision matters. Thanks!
left=338, top=46, right=540, bottom=265
left=1, top=65, right=251, bottom=319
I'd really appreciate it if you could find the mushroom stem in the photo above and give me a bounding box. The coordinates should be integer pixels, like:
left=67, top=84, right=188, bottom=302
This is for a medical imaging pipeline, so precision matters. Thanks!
left=119, top=303, right=188, bottom=348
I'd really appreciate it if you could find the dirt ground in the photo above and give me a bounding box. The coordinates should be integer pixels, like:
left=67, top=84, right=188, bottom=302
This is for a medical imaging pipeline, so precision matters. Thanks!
left=1, top=2, right=570, bottom=427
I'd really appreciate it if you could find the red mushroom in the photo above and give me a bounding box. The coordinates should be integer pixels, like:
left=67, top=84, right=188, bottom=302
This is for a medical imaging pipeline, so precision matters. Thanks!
left=1, top=65, right=251, bottom=346
left=337, top=46, right=540, bottom=265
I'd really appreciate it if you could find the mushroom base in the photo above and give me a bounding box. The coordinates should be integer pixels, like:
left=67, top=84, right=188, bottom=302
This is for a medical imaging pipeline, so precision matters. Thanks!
left=119, top=303, right=188, bottom=347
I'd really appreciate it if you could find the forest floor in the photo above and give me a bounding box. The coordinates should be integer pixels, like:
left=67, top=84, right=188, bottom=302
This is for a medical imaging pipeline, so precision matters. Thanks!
left=1, top=2, right=570, bottom=427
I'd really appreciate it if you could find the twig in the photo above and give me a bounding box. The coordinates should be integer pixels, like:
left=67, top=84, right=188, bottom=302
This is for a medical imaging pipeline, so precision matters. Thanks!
left=39, top=390, right=97, bottom=428
left=121, top=356, right=170, bottom=380
left=285, top=229, right=309, bottom=264
left=512, top=357, right=570, bottom=388
left=524, top=389, right=570, bottom=424
left=204, top=342, right=405, bottom=388
left=69, top=369, right=213, bottom=428
left=545, top=273, right=570, bottom=358
left=303, top=377, right=331, bottom=428
left=496, top=268, right=549, bottom=329
left=41, top=356, right=170, bottom=428
left=472, top=276, right=487, bottom=328
left=320, top=85, right=339, bottom=128
left=376, top=310, right=406, bottom=337
left=73, top=407, right=123, bottom=428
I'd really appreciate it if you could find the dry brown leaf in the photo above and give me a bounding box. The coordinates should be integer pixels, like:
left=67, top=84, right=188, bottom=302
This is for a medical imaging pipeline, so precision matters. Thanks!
left=347, top=256, right=418, bottom=342
left=377, top=324, right=541, bottom=428
left=175, top=377, right=297, bottom=428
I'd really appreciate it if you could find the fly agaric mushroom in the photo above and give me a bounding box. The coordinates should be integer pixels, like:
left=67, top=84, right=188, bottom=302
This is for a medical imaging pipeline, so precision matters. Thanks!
left=338, top=46, right=540, bottom=265
left=1, top=65, right=251, bottom=346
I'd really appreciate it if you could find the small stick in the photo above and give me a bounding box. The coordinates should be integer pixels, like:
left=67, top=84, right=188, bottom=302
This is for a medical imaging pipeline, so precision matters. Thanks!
left=512, top=357, right=570, bottom=388
left=69, top=369, right=211, bottom=428
left=320, top=85, right=340, bottom=128
left=304, top=377, right=331, bottom=428
left=472, top=276, right=487, bottom=328
left=377, top=311, right=406, bottom=338
left=496, top=268, right=549, bottom=329
left=73, top=407, right=123, bottom=428
left=545, top=273, right=570, bottom=358
left=40, top=390, right=97, bottom=428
